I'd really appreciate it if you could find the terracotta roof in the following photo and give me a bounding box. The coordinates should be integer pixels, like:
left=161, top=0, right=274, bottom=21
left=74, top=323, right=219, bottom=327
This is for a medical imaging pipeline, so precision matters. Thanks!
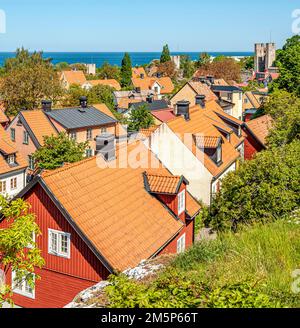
left=144, top=173, right=182, bottom=195
left=193, top=135, right=221, bottom=148
left=20, top=110, right=58, bottom=146
left=186, top=192, right=201, bottom=218
left=0, top=126, right=27, bottom=175
left=61, top=70, right=87, bottom=86
left=138, top=125, right=160, bottom=139
left=132, top=77, right=174, bottom=94
left=151, top=109, right=176, bottom=122
left=85, top=79, right=121, bottom=90
left=245, top=91, right=261, bottom=108
left=132, top=67, right=147, bottom=78
left=188, top=81, right=218, bottom=101
left=0, top=109, right=9, bottom=124
left=40, top=143, right=188, bottom=271
left=245, top=114, right=273, bottom=146
left=167, top=101, right=243, bottom=176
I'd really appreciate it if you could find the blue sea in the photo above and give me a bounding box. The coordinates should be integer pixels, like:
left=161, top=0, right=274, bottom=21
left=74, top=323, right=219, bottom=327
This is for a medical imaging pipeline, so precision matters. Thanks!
left=0, top=52, right=253, bottom=67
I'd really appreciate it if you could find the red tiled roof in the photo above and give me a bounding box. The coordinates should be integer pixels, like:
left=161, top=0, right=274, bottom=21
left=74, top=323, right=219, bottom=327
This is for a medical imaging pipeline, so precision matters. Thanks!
left=151, top=109, right=176, bottom=122
left=145, top=172, right=182, bottom=194
left=245, top=114, right=273, bottom=146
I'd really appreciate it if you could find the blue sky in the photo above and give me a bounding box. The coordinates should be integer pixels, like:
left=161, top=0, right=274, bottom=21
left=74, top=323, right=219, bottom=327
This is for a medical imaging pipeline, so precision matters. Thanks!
left=0, top=0, right=297, bottom=52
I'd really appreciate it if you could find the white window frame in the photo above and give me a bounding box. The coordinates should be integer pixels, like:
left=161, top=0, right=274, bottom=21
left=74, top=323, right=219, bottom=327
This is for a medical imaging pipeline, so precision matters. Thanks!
left=0, top=180, right=6, bottom=193
left=177, top=233, right=186, bottom=254
left=10, top=128, right=15, bottom=141
left=23, top=131, right=29, bottom=145
left=11, top=270, right=35, bottom=299
left=86, top=128, right=92, bottom=140
left=85, top=148, right=93, bottom=158
left=28, top=155, right=35, bottom=170
left=217, top=145, right=222, bottom=163
left=10, top=177, right=17, bottom=190
left=101, top=127, right=107, bottom=134
left=48, top=229, right=71, bottom=259
left=7, top=154, right=15, bottom=165
left=177, top=190, right=186, bottom=215
left=70, top=131, right=77, bottom=141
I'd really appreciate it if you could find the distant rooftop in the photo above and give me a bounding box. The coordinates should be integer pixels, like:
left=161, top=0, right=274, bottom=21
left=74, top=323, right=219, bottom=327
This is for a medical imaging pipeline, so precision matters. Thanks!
left=45, top=106, right=117, bottom=129
left=212, top=85, right=242, bottom=93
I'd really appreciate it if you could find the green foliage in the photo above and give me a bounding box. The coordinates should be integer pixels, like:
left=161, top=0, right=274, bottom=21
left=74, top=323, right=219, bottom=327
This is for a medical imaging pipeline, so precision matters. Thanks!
left=0, top=196, right=44, bottom=307
left=121, top=53, right=132, bottom=87
left=55, top=62, right=70, bottom=71
left=180, top=55, right=195, bottom=78
left=127, top=104, right=155, bottom=132
left=101, top=219, right=300, bottom=308
left=0, top=48, right=63, bottom=115
left=206, top=142, right=300, bottom=231
left=241, top=80, right=264, bottom=92
left=271, top=35, right=300, bottom=96
left=94, top=62, right=120, bottom=81
left=196, top=52, right=211, bottom=68
left=33, top=132, right=88, bottom=170
left=239, top=56, right=254, bottom=70
left=160, top=44, right=171, bottom=63
left=206, top=282, right=277, bottom=308
left=62, top=84, right=116, bottom=112
left=263, top=90, right=300, bottom=147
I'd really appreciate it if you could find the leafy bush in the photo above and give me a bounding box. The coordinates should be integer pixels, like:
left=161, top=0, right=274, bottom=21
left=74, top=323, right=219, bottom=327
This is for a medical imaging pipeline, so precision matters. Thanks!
left=206, top=141, right=300, bottom=231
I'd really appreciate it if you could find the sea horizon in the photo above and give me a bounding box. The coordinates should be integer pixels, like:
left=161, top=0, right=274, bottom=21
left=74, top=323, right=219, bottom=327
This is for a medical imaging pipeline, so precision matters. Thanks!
left=0, top=51, right=253, bottom=67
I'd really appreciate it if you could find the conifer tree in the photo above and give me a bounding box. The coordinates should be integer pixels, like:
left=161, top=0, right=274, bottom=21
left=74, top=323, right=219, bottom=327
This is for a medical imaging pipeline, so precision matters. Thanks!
left=121, top=52, right=132, bottom=87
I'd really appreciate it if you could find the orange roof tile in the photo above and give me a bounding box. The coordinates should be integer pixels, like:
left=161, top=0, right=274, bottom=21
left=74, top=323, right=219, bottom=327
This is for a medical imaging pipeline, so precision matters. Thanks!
left=132, top=67, right=147, bottom=79
left=137, top=125, right=160, bottom=139
left=61, top=70, right=87, bottom=86
left=193, top=135, right=221, bottom=148
left=167, top=101, right=243, bottom=176
left=40, top=143, right=187, bottom=271
left=145, top=173, right=182, bottom=194
left=86, top=79, right=121, bottom=90
left=186, top=192, right=201, bottom=218
left=132, top=77, right=174, bottom=94
left=245, top=114, right=273, bottom=146
left=0, top=126, right=27, bottom=175
left=20, top=110, right=58, bottom=146
left=188, top=81, right=218, bottom=101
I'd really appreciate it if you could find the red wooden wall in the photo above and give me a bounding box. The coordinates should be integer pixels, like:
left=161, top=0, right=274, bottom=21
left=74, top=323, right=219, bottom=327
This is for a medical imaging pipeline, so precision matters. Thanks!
left=243, top=129, right=264, bottom=160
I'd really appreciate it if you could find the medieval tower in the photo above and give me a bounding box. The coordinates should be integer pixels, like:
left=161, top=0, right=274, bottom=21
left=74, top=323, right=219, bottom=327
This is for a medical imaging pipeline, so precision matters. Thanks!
left=254, top=43, right=276, bottom=72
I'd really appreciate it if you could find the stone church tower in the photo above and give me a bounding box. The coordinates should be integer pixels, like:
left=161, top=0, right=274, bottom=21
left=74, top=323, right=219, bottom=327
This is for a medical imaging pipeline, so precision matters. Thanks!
left=254, top=43, right=276, bottom=72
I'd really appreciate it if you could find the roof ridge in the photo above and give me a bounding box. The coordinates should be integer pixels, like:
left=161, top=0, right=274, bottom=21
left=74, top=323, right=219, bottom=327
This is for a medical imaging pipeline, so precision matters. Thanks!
left=42, top=156, right=96, bottom=178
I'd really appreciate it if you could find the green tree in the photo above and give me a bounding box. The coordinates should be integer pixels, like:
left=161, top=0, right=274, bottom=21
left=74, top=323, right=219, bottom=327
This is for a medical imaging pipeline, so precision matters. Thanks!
left=205, top=141, right=300, bottom=231
left=196, top=52, right=211, bottom=68
left=33, top=132, right=88, bottom=170
left=55, top=62, right=70, bottom=71
left=128, top=104, right=155, bottom=132
left=271, top=35, right=300, bottom=96
left=0, top=48, right=63, bottom=116
left=95, top=62, right=120, bottom=81
left=263, top=90, right=300, bottom=147
left=180, top=55, right=195, bottom=78
left=0, top=196, right=44, bottom=307
left=120, top=53, right=132, bottom=87
left=239, top=56, right=254, bottom=70
left=160, top=44, right=171, bottom=63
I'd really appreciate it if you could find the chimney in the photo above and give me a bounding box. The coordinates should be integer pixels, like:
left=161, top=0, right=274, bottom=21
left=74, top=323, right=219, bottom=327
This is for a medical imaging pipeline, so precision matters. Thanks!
left=146, top=94, right=154, bottom=103
left=195, top=95, right=206, bottom=108
left=140, top=73, right=145, bottom=79
left=95, top=133, right=116, bottom=162
left=176, top=100, right=190, bottom=121
left=79, top=96, right=88, bottom=108
left=42, top=100, right=52, bottom=112
left=207, top=75, right=215, bottom=85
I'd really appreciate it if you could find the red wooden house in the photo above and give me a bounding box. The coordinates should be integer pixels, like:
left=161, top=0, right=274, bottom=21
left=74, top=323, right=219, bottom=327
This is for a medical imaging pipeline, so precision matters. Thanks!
left=242, top=114, right=273, bottom=160
left=0, top=143, right=200, bottom=308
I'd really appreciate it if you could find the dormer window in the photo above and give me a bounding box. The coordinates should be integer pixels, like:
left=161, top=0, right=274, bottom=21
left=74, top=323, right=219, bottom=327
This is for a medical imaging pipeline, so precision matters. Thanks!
left=216, top=144, right=222, bottom=165
left=178, top=190, right=186, bottom=215
left=7, top=154, right=15, bottom=165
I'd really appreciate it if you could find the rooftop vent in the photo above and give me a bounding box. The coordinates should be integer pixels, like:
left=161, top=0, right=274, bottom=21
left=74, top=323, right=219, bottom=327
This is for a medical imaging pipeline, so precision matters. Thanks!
left=140, top=73, right=145, bottom=79
left=146, top=94, right=154, bottom=103
left=195, top=95, right=206, bottom=108
left=42, top=100, right=52, bottom=112
left=79, top=96, right=88, bottom=108
left=176, top=100, right=190, bottom=121
left=207, top=75, right=215, bottom=84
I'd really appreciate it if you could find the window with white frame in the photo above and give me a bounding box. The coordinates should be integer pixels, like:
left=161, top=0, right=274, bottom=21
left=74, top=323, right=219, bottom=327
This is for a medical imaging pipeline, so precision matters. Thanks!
left=12, top=270, right=35, bottom=299
left=7, top=154, right=15, bottom=165
left=85, top=148, right=93, bottom=158
left=101, top=127, right=107, bottom=134
left=177, top=190, right=186, bottom=215
left=48, top=229, right=71, bottom=258
left=70, top=131, right=77, bottom=141
left=23, top=131, right=29, bottom=145
left=86, top=128, right=92, bottom=140
left=177, top=234, right=186, bottom=254
left=10, top=128, right=15, bottom=141
left=216, top=144, right=222, bottom=164
left=0, top=180, right=6, bottom=193
left=10, top=177, right=17, bottom=190
left=28, top=155, right=35, bottom=170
